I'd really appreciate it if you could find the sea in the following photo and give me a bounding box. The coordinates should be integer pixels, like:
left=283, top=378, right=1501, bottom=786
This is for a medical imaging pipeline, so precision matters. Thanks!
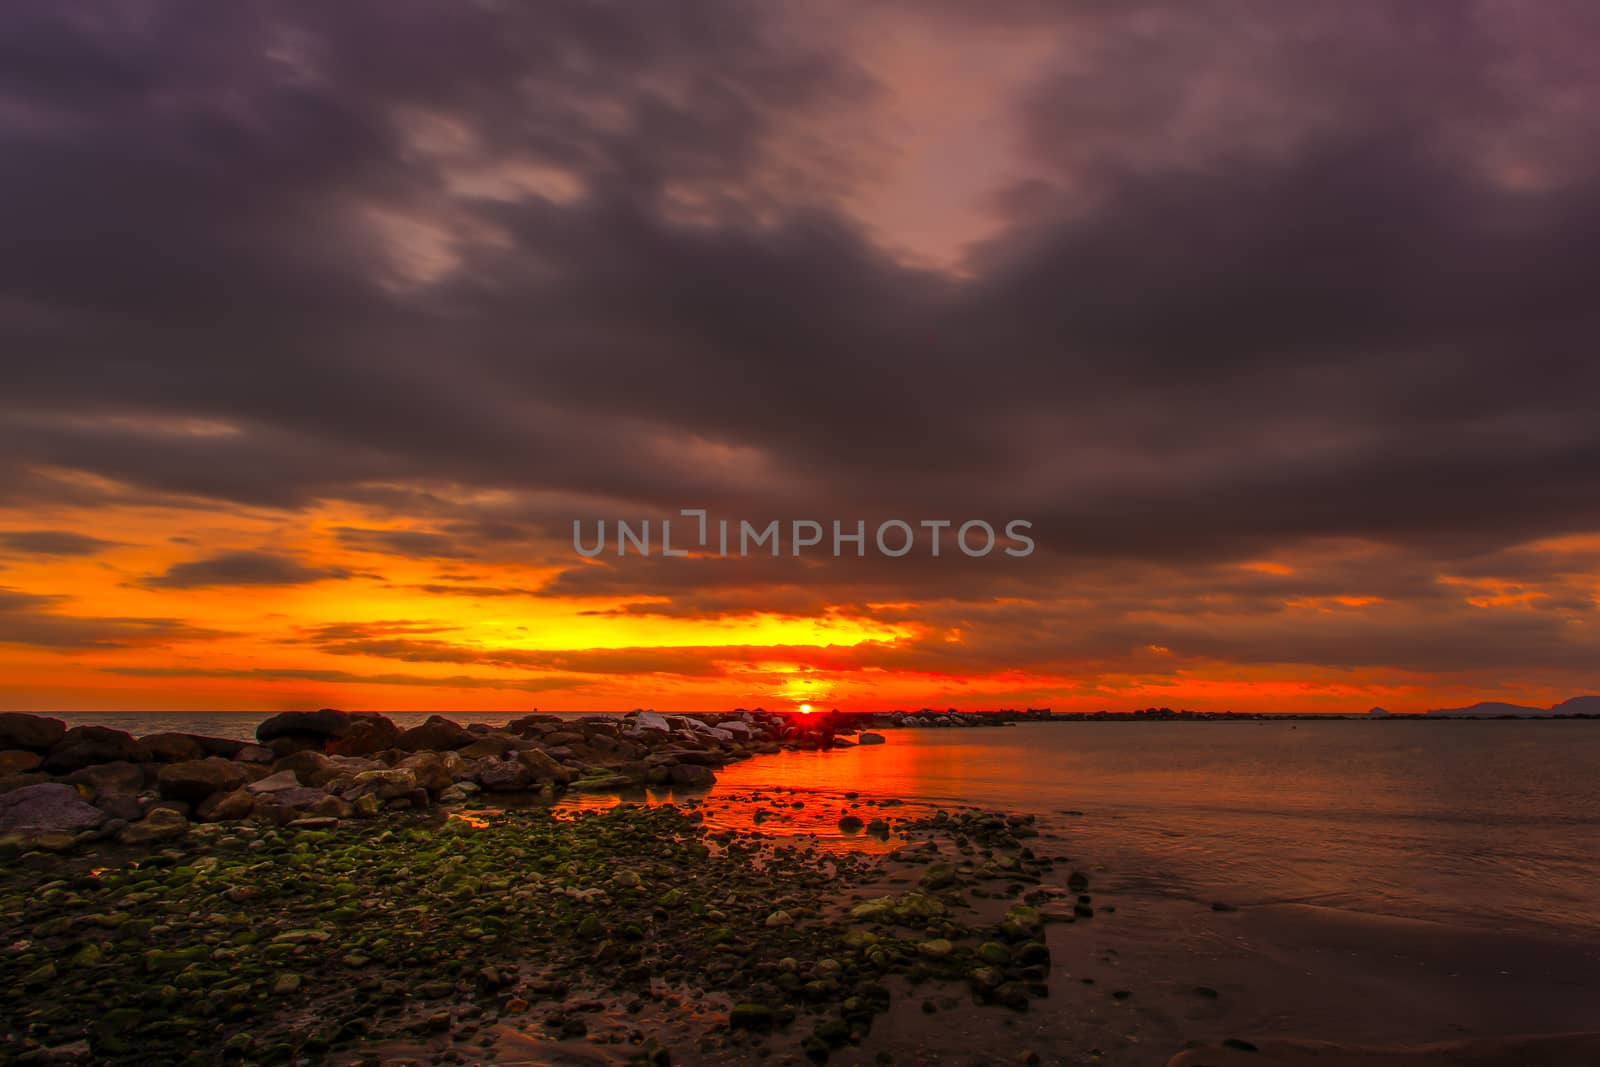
left=39, top=713, right=1600, bottom=942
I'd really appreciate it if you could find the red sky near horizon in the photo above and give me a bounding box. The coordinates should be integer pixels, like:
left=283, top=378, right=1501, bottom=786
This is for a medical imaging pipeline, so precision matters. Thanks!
left=1, top=3, right=1598, bottom=714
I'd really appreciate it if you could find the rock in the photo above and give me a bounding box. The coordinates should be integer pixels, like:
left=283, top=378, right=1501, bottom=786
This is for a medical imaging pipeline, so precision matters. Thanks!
left=992, top=982, right=1030, bottom=1011
left=0, top=783, right=106, bottom=834
left=255, top=790, right=351, bottom=824
left=396, top=715, right=469, bottom=752
left=256, top=707, right=356, bottom=743
left=0, top=772, right=48, bottom=794
left=571, top=774, right=635, bottom=791
left=837, top=815, right=865, bottom=832
left=765, top=910, right=794, bottom=928
left=857, top=732, right=886, bottom=745
left=232, top=743, right=276, bottom=764
left=246, top=770, right=304, bottom=794
left=1000, top=904, right=1044, bottom=941
left=630, top=711, right=673, bottom=737
left=917, top=938, right=954, bottom=959
left=270, top=750, right=339, bottom=786
left=396, top=751, right=452, bottom=793
left=344, top=768, right=417, bottom=801
left=543, top=730, right=585, bottom=747
left=668, top=763, right=715, bottom=787
left=477, top=758, right=534, bottom=792
left=272, top=973, right=302, bottom=996
left=138, top=732, right=206, bottom=763
left=326, top=716, right=401, bottom=756
left=0, top=750, right=41, bottom=775
left=729, top=1004, right=773, bottom=1030
left=977, top=942, right=1011, bottom=966
left=157, top=758, right=252, bottom=802
left=0, top=713, right=66, bottom=752
left=67, top=761, right=146, bottom=798
left=458, top=735, right=523, bottom=760
left=42, top=726, right=150, bottom=772
left=195, top=788, right=255, bottom=822
left=94, top=792, right=146, bottom=821
left=118, top=807, right=188, bottom=845
left=514, top=747, right=570, bottom=783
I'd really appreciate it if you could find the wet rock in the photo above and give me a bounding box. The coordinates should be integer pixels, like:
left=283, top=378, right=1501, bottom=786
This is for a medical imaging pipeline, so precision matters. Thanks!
left=256, top=707, right=357, bottom=742
left=837, top=815, right=865, bottom=832
left=729, top=1003, right=773, bottom=1030
left=0, top=782, right=106, bottom=834
left=857, top=732, right=886, bottom=745
left=138, top=732, right=206, bottom=763
left=246, top=770, right=304, bottom=794
left=271, top=750, right=340, bottom=786
left=0, top=749, right=41, bottom=775
left=233, top=743, right=276, bottom=764
left=66, top=760, right=147, bottom=798
left=196, top=788, right=255, bottom=822
left=396, top=715, right=470, bottom=751
left=118, top=807, right=188, bottom=845
left=325, top=715, right=401, bottom=756
left=1000, top=904, right=1044, bottom=940
left=477, top=758, right=534, bottom=792
left=396, top=751, right=452, bottom=792
left=992, top=982, right=1030, bottom=1011
left=43, top=726, right=150, bottom=772
left=0, top=713, right=66, bottom=752
left=668, top=763, right=716, bottom=787
left=158, top=758, right=253, bottom=802
left=514, top=747, right=570, bottom=783
left=344, top=768, right=417, bottom=801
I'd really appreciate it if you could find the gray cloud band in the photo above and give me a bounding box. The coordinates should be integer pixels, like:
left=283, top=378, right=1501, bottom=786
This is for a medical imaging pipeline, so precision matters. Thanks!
left=575, top=511, right=1034, bottom=559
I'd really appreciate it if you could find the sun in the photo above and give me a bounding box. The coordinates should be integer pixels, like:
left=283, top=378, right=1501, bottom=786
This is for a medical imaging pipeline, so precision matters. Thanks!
left=798, top=704, right=813, bottom=715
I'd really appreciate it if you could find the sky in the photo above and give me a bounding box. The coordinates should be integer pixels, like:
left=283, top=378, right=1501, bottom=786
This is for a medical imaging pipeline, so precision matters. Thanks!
left=1, top=1, right=1598, bottom=714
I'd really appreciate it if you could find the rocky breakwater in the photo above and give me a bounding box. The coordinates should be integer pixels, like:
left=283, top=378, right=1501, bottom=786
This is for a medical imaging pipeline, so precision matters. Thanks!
left=0, top=709, right=801, bottom=856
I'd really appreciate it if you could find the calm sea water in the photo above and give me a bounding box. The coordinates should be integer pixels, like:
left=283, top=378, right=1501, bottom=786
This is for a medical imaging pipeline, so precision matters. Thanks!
left=43, top=714, right=1600, bottom=939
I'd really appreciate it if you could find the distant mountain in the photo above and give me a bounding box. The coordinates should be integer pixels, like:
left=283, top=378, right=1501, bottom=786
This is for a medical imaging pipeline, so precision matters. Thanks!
left=1427, top=695, right=1600, bottom=717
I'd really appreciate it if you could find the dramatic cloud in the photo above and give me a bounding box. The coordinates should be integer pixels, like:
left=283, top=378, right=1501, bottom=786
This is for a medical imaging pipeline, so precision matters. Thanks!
left=1, top=1, right=1597, bottom=709
left=141, top=551, right=360, bottom=590
left=0, top=530, right=120, bottom=556
left=0, top=588, right=222, bottom=650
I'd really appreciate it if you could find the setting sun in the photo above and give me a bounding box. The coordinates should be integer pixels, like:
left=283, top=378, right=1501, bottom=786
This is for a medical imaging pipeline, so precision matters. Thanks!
left=799, top=704, right=813, bottom=715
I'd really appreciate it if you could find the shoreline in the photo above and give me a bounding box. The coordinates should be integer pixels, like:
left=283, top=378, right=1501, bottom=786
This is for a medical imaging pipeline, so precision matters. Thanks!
left=3, top=710, right=1598, bottom=1065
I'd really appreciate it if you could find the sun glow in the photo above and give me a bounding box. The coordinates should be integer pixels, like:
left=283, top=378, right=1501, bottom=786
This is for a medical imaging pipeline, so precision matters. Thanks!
left=799, top=703, right=813, bottom=715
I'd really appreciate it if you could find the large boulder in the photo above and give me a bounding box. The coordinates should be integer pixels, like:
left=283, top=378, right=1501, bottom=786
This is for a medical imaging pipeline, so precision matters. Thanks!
left=477, top=758, right=534, bottom=792
left=139, top=732, right=206, bottom=763
left=343, top=768, right=417, bottom=802
left=42, top=727, right=150, bottom=773
left=0, top=783, right=106, bottom=834
left=396, top=751, right=452, bottom=793
left=669, top=764, right=717, bottom=788
left=326, top=715, right=401, bottom=756
left=245, top=770, right=304, bottom=794
left=118, top=807, right=188, bottom=845
left=256, top=707, right=356, bottom=742
left=458, top=733, right=530, bottom=760
left=396, top=715, right=470, bottom=752
left=195, top=788, right=255, bottom=822
left=515, top=747, right=572, bottom=784
left=66, top=761, right=147, bottom=798
left=0, top=750, right=42, bottom=775
left=0, top=713, right=66, bottom=753
left=271, top=750, right=339, bottom=787
left=157, top=758, right=253, bottom=802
